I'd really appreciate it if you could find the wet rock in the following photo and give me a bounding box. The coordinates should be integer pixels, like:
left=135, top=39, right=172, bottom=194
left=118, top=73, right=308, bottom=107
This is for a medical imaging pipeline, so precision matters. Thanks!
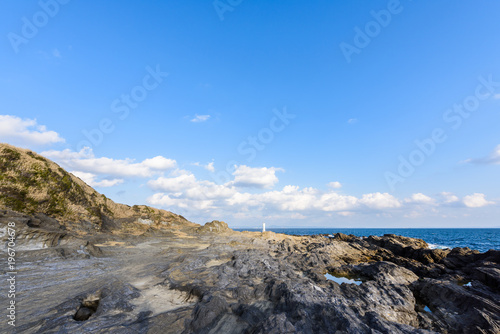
left=412, top=278, right=500, bottom=334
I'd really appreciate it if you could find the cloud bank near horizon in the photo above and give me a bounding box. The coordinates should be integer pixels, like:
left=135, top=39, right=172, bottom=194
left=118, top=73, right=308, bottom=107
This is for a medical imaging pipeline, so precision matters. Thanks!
left=41, top=146, right=497, bottom=225
left=1, top=115, right=498, bottom=226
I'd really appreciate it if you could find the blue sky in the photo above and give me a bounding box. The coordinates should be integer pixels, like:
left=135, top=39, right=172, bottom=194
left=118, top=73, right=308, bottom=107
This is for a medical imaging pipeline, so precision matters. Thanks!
left=1, top=0, right=500, bottom=227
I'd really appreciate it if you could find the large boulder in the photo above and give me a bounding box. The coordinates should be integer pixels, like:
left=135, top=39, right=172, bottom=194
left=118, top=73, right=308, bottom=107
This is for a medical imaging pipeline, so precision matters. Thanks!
left=197, top=220, right=232, bottom=234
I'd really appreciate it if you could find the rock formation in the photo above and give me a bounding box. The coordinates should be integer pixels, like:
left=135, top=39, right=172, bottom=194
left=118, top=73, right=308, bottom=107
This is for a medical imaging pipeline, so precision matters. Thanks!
left=1, top=143, right=499, bottom=333
left=0, top=143, right=197, bottom=235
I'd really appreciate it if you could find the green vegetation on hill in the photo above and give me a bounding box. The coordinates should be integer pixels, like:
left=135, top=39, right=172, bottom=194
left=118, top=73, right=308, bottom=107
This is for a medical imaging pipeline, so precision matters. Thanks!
left=0, top=145, right=104, bottom=217
left=0, top=143, right=195, bottom=232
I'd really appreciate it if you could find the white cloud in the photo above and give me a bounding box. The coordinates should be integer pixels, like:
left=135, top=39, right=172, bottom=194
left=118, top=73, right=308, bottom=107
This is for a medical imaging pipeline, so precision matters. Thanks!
left=148, top=173, right=197, bottom=193
left=327, top=181, right=342, bottom=189
left=359, top=192, right=401, bottom=210
left=0, top=115, right=65, bottom=146
left=348, top=118, right=358, bottom=124
left=220, top=184, right=358, bottom=213
left=462, top=193, right=494, bottom=208
left=41, top=147, right=176, bottom=178
left=318, top=191, right=358, bottom=211
left=438, top=192, right=494, bottom=208
left=147, top=173, right=401, bottom=217
left=205, top=162, right=215, bottom=172
left=148, top=170, right=235, bottom=200
left=405, top=193, right=434, bottom=204
left=337, top=211, right=355, bottom=217
left=494, top=93, right=500, bottom=99
left=259, top=186, right=323, bottom=211
left=147, top=171, right=235, bottom=211
left=469, top=144, right=500, bottom=165
left=190, top=114, right=211, bottom=123
left=440, top=192, right=460, bottom=204
left=193, top=161, right=215, bottom=172
left=142, top=156, right=178, bottom=170
left=148, top=193, right=215, bottom=210
left=232, top=165, right=283, bottom=189
left=71, top=171, right=123, bottom=188
left=146, top=167, right=495, bottom=222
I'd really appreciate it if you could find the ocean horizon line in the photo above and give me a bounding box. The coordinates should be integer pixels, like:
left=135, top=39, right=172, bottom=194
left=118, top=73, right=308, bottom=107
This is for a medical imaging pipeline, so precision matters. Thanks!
left=233, top=227, right=500, bottom=230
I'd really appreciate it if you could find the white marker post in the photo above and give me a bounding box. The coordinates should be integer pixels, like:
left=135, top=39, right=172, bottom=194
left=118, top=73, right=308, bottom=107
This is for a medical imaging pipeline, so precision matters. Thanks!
left=262, top=222, right=266, bottom=232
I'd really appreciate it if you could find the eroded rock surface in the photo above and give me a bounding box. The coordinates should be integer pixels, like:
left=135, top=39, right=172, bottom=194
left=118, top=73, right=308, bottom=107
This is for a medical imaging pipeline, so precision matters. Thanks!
left=3, top=217, right=498, bottom=334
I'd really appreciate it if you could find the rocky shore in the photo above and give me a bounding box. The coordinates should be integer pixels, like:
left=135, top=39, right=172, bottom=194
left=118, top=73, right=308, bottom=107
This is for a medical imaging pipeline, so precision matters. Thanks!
left=1, top=212, right=498, bottom=333
left=1, top=144, right=499, bottom=333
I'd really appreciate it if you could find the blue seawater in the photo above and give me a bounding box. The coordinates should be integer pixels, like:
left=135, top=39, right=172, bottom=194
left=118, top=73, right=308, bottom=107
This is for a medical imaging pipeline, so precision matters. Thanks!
left=234, top=228, right=500, bottom=253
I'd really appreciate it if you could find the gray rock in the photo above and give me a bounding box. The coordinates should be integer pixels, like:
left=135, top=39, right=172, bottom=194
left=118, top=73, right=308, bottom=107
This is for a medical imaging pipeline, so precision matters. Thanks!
left=2, top=213, right=499, bottom=333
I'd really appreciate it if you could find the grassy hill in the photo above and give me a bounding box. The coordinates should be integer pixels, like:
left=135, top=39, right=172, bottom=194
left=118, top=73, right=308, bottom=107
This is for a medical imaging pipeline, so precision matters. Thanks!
left=0, top=143, right=197, bottom=233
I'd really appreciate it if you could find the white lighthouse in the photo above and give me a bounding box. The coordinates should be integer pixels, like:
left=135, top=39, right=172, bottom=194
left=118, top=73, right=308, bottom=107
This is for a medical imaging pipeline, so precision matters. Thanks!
left=262, top=222, right=266, bottom=232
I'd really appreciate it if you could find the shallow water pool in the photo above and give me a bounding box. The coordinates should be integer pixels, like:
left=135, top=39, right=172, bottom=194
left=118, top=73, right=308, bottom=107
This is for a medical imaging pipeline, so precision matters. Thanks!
left=325, top=273, right=363, bottom=285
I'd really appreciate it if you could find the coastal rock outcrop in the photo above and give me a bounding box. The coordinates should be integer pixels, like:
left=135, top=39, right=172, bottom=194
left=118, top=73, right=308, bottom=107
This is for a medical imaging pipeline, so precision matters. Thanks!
left=196, top=220, right=232, bottom=234
left=6, top=213, right=500, bottom=333
left=1, top=143, right=498, bottom=333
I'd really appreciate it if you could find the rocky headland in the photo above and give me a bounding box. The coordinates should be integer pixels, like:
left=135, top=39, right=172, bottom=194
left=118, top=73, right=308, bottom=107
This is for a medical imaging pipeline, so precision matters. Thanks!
left=1, top=144, right=499, bottom=333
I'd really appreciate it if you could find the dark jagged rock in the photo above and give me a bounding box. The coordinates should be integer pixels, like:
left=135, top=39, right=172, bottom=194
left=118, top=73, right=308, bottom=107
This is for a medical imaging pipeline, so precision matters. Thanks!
left=74, top=307, right=94, bottom=321
left=331, top=232, right=353, bottom=241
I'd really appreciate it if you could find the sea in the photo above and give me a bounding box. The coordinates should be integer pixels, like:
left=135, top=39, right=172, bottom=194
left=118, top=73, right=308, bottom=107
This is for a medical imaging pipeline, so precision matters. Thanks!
left=234, top=228, right=500, bottom=253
